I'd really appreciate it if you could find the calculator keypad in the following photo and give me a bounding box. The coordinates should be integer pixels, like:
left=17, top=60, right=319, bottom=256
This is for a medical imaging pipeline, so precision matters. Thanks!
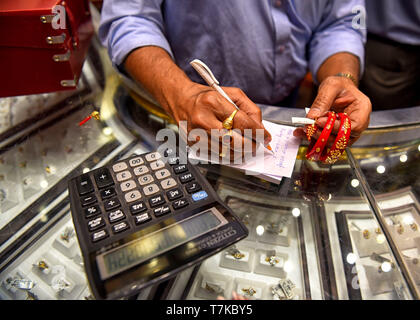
left=75, top=151, right=211, bottom=244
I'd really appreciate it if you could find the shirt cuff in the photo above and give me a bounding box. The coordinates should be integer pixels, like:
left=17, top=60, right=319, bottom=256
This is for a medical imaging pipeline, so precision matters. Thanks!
left=309, top=34, right=365, bottom=84
left=103, top=16, right=174, bottom=70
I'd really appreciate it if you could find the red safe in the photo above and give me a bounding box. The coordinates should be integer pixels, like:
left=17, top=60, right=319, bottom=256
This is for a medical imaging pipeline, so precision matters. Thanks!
left=0, top=0, right=94, bottom=97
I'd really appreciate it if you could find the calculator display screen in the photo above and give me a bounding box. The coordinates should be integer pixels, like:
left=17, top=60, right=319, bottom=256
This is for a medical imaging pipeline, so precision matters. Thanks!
left=97, top=209, right=224, bottom=280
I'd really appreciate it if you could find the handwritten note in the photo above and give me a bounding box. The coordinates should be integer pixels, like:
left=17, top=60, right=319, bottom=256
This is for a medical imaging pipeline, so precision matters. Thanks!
left=188, top=120, right=301, bottom=182
left=233, top=121, right=300, bottom=179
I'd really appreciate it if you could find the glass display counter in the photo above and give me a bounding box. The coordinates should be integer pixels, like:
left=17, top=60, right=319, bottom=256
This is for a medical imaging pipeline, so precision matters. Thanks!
left=0, top=30, right=419, bottom=300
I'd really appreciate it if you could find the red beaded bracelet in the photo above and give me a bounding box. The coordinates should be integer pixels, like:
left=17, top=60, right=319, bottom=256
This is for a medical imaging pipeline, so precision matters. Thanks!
left=306, top=112, right=337, bottom=161
left=320, top=113, right=351, bottom=164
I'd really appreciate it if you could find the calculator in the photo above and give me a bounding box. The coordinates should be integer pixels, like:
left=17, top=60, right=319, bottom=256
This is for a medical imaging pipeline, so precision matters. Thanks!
left=68, top=149, right=248, bottom=299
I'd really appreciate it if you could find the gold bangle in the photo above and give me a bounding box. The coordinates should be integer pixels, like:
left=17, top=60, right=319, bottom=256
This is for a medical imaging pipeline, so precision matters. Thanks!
left=222, top=109, right=238, bottom=130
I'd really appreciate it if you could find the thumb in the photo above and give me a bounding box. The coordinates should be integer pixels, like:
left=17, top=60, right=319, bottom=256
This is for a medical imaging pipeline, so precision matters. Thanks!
left=307, top=82, right=342, bottom=120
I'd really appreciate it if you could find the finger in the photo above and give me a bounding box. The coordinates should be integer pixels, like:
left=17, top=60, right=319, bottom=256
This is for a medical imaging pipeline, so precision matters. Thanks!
left=315, top=117, right=341, bottom=134
left=223, top=87, right=263, bottom=123
left=293, top=127, right=306, bottom=139
left=307, top=79, right=343, bottom=120
left=344, top=101, right=371, bottom=136
left=209, top=92, right=272, bottom=145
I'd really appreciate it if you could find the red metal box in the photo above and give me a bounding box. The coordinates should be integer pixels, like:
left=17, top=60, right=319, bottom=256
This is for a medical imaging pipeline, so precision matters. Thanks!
left=0, top=0, right=94, bottom=97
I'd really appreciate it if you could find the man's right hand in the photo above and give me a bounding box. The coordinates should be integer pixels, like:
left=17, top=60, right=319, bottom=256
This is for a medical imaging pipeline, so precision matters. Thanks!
left=124, top=46, right=271, bottom=158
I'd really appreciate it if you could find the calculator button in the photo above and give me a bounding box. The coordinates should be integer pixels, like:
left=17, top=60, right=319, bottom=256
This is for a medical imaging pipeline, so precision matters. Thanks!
left=168, top=157, right=179, bottom=165
left=112, top=162, right=128, bottom=173
left=186, top=181, right=201, bottom=194
left=84, top=205, right=101, bottom=218
left=155, top=169, right=171, bottom=180
left=87, top=216, right=105, bottom=232
left=146, top=152, right=161, bottom=162
left=100, top=187, right=116, bottom=199
left=160, top=178, right=178, bottom=190
left=179, top=172, right=194, bottom=184
left=129, top=157, right=144, bottom=167
left=104, top=198, right=121, bottom=211
left=172, top=198, right=189, bottom=210
left=154, top=205, right=171, bottom=217
left=134, top=212, right=151, bottom=225
left=143, top=184, right=160, bottom=196
left=94, top=169, right=114, bottom=189
left=108, top=209, right=126, bottom=223
left=112, top=221, right=129, bottom=234
left=120, top=180, right=136, bottom=192
left=130, top=201, right=147, bottom=215
left=149, top=194, right=165, bottom=207
left=81, top=194, right=97, bottom=207
left=138, top=174, right=154, bottom=185
left=116, top=170, right=132, bottom=182
left=150, top=160, right=165, bottom=171
left=173, top=164, right=188, bottom=174
left=167, top=188, right=183, bottom=201
left=92, top=229, right=108, bottom=242
left=124, top=190, right=142, bottom=203
left=133, top=165, right=149, bottom=176
left=77, top=174, right=94, bottom=195
left=192, top=190, right=208, bottom=202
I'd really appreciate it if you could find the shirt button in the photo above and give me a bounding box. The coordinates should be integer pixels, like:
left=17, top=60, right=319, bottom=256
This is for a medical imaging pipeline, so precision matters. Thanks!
left=274, top=0, right=282, bottom=7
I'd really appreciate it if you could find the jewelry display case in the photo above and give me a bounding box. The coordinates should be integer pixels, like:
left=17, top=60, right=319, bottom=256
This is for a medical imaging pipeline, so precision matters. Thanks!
left=0, top=14, right=419, bottom=300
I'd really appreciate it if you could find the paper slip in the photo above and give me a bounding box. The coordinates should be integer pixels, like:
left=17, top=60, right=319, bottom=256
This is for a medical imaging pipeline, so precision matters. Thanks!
left=188, top=120, right=301, bottom=183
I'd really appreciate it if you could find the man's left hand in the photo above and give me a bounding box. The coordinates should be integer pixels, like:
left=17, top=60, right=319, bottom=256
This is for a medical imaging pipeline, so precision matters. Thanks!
left=294, top=75, right=372, bottom=146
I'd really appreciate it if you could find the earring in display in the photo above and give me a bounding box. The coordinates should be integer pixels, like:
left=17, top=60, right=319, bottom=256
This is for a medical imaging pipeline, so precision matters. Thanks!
left=266, top=222, right=283, bottom=235
left=397, top=224, right=404, bottom=234
left=205, top=283, right=224, bottom=295
left=363, top=229, right=370, bottom=239
left=410, top=222, right=418, bottom=232
left=375, top=228, right=382, bottom=234
left=241, top=287, right=256, bottom=297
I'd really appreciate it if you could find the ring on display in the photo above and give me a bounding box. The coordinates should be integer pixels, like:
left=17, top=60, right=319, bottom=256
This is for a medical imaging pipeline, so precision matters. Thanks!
left=35, top=260, right=49, bottom=271
left=362, top=229, right=370, bottom=239
left=227, top=246, right=245, bottom=260
left=205, top=282, right=224, bottom=295
left=241, top=287, right=256, bottom=297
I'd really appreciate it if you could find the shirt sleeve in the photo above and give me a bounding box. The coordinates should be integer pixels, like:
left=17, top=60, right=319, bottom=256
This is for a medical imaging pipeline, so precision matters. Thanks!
left=309, top=0, right=367, bottom=82
left=98, top=0, right=174, bottom=69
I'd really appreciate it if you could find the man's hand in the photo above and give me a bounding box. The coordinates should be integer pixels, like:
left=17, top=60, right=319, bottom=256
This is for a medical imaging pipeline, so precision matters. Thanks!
left=174, top=83, right=272, bottom=156
left=125, top=46, right=271, bottom=159
left=294, top=75, right=371, bottom=146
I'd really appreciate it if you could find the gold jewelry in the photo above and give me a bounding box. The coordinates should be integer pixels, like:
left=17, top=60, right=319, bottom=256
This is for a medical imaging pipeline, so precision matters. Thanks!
left=265, top=256, right=280, bottom=266
left=222, top=109, right=238, bottom=130
left=410, top=223, right=418, bottom=232
left=241, top=287, right=256, bottom=296
left=362, top=229, right=370, bottom=239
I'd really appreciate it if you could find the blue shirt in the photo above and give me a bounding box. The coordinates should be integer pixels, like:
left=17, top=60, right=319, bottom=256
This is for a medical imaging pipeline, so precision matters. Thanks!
left=366, top=0, right=420, bottom=46
left=99, top=0, right=365, bottom=106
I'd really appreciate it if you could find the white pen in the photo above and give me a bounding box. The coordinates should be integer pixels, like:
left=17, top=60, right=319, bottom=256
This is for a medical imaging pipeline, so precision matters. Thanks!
left=190, top=59, right=274, bottom=154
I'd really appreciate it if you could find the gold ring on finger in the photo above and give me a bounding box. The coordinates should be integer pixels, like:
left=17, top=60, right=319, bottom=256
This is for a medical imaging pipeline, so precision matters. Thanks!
left=222, top=109, right=238, bottom=130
